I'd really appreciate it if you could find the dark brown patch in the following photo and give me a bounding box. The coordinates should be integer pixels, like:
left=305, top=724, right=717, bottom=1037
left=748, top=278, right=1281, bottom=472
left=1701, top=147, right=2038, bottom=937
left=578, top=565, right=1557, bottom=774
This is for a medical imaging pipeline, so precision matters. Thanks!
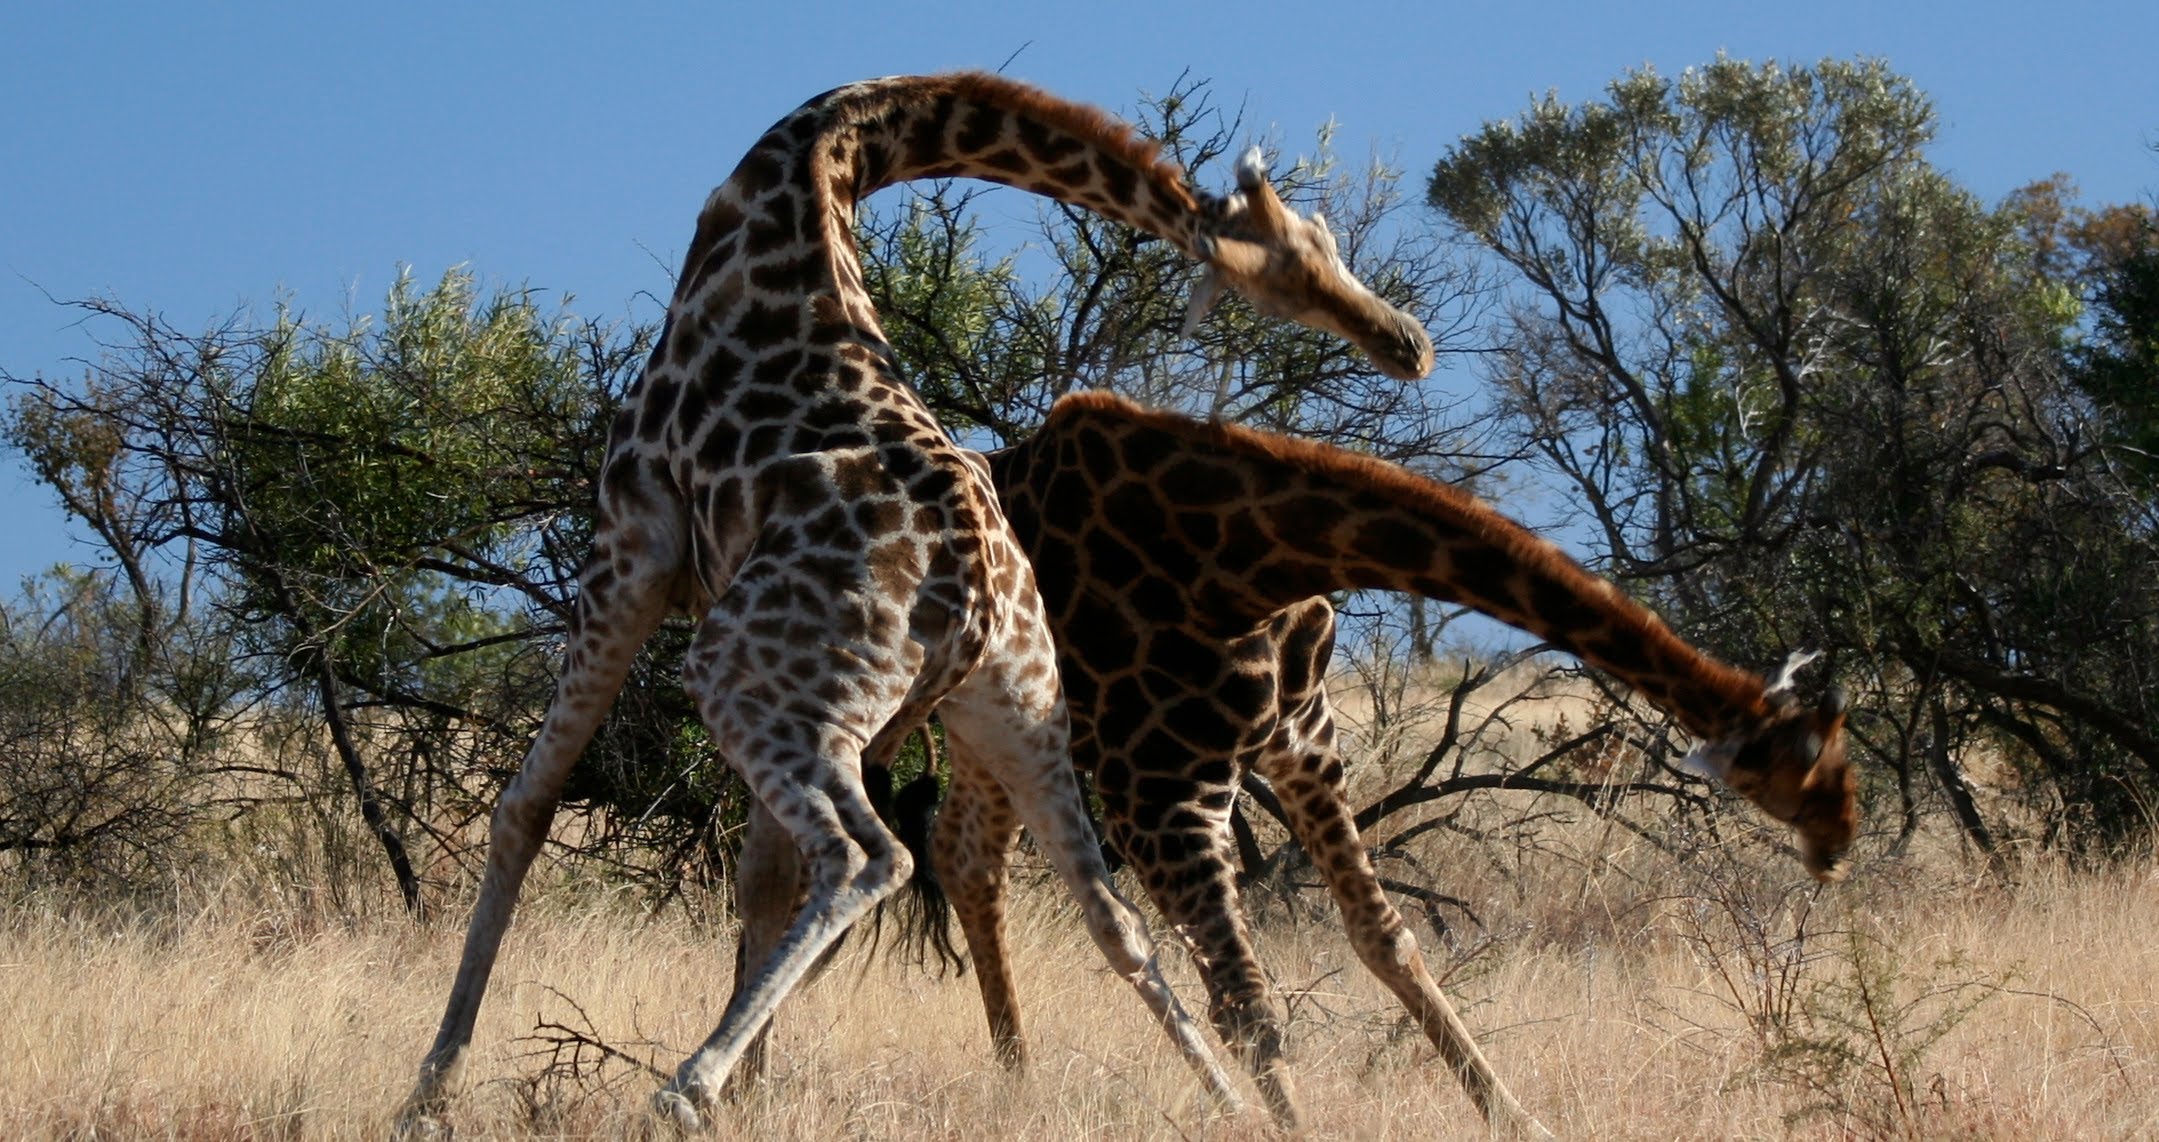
left=955, top=103, right=1005, bottom=155
left=1096, top=154, right=1138, bottom=207
left=905, top=93, right=958, bottom=171
left=1014, top=114, right=1081, bottom=163
left=732, top=299, right=800, bottom=350
left=634, top=377, right=680, bottom=440
left=750, top=250, right=822, bottom=294
left=1160, top=458, right=1245, bottom=507
left=978, top=147, right=1027, bottom=174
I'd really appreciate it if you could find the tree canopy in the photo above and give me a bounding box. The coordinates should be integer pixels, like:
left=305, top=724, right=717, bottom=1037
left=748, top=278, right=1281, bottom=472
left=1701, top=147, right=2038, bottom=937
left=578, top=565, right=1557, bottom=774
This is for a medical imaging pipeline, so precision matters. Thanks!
left=1431, top=56, right=2159, bottom=856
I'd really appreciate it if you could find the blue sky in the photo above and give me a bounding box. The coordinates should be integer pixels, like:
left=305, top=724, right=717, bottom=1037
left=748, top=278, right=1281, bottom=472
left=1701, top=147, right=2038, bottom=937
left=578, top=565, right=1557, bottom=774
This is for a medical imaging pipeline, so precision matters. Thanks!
left=4, top=0, right=2155, bottom=591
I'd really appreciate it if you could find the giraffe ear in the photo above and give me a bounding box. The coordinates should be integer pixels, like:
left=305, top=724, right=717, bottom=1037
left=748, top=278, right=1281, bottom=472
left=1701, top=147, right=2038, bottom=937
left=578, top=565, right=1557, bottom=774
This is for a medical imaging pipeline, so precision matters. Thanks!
left=1308, top=212, right=1338, bottom=257
left=1767, top=649, right=1824, bottom=695
left=1182, top=265, right=1225, bottom=335
left=1802, top=688, right=1851, bottom=786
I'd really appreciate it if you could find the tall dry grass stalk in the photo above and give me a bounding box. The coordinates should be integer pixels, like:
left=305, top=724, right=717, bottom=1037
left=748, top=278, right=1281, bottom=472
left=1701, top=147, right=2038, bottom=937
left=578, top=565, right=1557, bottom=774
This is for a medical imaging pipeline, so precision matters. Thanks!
left=4, top=834, right=2156, bottom=1140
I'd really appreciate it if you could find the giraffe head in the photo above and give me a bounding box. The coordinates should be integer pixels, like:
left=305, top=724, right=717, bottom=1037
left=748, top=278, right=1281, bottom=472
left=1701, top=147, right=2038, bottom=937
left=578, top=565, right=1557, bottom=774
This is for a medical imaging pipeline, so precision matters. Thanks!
left=1186, top=148, right=1434, bottom=381
left=1684, top=668, right=1858, bottom=882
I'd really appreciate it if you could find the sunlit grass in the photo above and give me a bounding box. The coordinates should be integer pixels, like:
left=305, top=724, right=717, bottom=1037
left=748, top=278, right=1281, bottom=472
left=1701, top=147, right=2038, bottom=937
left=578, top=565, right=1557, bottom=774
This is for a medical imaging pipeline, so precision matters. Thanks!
left=5, top=833, right=2154, bottom=1140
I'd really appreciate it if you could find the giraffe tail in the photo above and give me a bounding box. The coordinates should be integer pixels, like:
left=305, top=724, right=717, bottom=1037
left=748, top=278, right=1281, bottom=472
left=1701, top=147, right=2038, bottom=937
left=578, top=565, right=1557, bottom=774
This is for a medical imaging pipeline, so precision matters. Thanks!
left=858, top=724, right=968, bottom=976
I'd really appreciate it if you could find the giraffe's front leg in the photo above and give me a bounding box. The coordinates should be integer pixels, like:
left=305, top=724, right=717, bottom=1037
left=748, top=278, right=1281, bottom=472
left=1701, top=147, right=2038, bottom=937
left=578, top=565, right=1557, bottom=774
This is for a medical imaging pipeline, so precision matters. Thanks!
left=398, top=522, right=678, bottom=1135
left=1255, top=707, right=1551, bottom=1138
left=1101, top=772, right=1305, bottom=1130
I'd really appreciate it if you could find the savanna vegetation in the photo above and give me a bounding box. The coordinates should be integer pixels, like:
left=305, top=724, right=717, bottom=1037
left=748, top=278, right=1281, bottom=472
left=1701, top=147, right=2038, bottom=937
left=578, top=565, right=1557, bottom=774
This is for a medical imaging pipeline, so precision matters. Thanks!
left=4, top=58, right=2156, bottom=1138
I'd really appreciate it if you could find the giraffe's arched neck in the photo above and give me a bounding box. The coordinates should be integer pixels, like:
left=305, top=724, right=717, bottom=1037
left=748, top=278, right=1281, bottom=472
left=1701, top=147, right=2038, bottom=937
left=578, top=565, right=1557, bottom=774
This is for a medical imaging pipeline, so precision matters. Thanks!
left=673, top=73, right=1215, bottom=346
left=1003, top=392, right=1777, bottom=742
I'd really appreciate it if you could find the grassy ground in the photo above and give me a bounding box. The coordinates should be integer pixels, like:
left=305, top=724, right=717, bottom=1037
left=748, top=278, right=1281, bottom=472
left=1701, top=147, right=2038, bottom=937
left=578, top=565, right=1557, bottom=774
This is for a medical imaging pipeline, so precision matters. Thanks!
left=4, top=829, right=2155, bottom=1141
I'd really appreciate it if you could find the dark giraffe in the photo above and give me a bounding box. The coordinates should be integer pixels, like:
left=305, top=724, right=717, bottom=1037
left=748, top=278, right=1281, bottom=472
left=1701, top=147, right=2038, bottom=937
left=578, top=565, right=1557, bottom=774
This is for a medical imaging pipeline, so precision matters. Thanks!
left=397, top=71, right=1436, bottom=1133
left=990, top=391, right=1855, bottom=1127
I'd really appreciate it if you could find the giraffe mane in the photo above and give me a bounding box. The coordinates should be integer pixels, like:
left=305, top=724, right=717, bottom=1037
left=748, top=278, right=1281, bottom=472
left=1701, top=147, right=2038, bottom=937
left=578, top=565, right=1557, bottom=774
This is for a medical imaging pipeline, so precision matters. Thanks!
left=1042, top=390, right=1773, bottom=713
left=936, top=72, right=1199, bottom=213
left=1044, top=390, right=1581, bottom=581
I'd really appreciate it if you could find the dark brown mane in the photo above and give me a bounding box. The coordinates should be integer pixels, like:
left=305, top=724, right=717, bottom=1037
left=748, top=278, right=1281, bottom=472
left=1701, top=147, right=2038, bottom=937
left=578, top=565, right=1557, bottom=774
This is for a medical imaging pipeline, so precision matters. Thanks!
left=1042, top=390, right=1770, bottom=714
left=940, top=71, right=1198, bottom=211
left=1046, top=390, right=1556, bottom=563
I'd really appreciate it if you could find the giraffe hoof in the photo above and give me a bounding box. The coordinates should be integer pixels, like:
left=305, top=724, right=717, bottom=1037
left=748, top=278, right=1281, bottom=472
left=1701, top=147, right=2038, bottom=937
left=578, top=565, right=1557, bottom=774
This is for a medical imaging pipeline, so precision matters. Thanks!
left=390, top=1109, right=453, bottom=1141
left=1499, top=1110, right=1556, bottom=1140
left=652, top=1088, right=707, bottom=1132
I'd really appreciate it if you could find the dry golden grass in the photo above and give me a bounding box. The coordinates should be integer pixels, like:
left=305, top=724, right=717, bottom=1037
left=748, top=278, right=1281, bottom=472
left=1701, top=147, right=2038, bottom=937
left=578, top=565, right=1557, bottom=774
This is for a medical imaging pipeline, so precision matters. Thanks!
left=5, top=833, right=2156, bottom=1141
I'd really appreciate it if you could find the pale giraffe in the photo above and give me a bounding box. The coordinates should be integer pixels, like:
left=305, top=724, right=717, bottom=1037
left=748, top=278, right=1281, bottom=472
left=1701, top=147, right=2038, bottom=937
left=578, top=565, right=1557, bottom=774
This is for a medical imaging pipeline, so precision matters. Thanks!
left=740, top=391, right=1856, bottom=1134
left=398, top=72, right=1435, bottom=1132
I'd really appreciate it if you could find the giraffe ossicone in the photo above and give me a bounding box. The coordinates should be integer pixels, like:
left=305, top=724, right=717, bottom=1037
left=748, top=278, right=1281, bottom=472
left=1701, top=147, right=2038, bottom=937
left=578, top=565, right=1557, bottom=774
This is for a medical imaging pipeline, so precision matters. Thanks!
left=396, top=71, right=1438, bottom=1134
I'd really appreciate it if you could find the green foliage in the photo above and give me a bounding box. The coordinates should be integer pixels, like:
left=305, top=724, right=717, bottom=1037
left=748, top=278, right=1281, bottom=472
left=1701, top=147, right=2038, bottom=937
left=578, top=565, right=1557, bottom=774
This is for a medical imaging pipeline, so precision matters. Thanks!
left=214, top=271, right=604, bottom=690
left=1431, top=56, right=1941, bottom=572
left=859, top=189, right=1048, bottom=438
left=241, top=270, right=587, bottom=574
left=1, top=272, right=732, bottom=906
left=2071, top=216, right=2159, bottom=473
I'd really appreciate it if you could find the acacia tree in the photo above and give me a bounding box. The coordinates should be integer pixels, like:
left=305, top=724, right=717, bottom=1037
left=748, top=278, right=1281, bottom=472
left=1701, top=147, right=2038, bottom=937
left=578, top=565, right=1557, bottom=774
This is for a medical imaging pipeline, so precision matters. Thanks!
left=2, top=272, right=715, bottom=910
left=2055, top=179, right=2159, bottom=477
left=1430, top=56, right=2159, bottom=857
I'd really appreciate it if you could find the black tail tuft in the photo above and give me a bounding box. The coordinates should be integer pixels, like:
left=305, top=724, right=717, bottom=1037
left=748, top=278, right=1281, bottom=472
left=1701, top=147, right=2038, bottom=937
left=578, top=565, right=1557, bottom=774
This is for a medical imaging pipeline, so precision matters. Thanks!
left=860, top=727, right=967, bottom=976
left=863, top=758, right=896, bottom=821
left=891, top=766, right=965, bottom=974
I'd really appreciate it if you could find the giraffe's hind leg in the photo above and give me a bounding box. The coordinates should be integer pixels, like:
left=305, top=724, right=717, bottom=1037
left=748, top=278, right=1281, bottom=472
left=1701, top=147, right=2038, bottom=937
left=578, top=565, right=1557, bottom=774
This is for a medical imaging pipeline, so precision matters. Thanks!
left=928, top=744, right=1026, bottom=1066
left=934, top=650, right=1246, bottom=1115
left=725, top=730, right=921, bottom=1092
left=400, top=513, right=683, bottom=1127
left=656, top=596, right=921, bottom=1125
left=723, top=799, right=802, bottom=1091
left=1102, top=772, right=1304, bottom=1129
left=1255, top=692, right=1549, bottom=1137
